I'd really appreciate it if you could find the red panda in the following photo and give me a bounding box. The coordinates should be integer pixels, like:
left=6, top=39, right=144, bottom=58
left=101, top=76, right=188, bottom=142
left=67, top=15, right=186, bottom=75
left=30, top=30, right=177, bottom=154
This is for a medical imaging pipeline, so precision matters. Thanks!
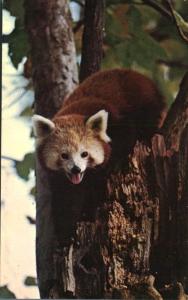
left=33, top=69, right=165, bottom=185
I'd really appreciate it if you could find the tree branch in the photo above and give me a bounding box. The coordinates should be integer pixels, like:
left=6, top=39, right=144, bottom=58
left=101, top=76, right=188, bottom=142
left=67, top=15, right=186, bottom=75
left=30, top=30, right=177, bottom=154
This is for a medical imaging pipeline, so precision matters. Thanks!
left=165, top=0, right=188, bottom=43
left=142, top=0, right=172, bottom=20
left=161, top=72, right=188, bottom=149
left=79, top=0, right=105, bottom=82
left=142, top=0, right=188, bottom=44
left=73, top=19, right=84, bottom=33
left=2, top=34, right=10, bottom=43
left=1, top=155, right=19, bottom=163
left=72, top=0, right=84, bottom=8
left=157, top=59, right=188, bottom=70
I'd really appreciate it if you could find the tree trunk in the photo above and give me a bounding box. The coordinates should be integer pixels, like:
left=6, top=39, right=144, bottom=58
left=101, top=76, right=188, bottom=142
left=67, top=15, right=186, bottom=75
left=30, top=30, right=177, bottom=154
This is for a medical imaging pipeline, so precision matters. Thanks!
left=24, top=0, right=78, bottom=298
left=79, top=0, right=105, bottom=82
left=151, top=73, right=188, bottom=294
left=68, top=73, right=188, bottom=299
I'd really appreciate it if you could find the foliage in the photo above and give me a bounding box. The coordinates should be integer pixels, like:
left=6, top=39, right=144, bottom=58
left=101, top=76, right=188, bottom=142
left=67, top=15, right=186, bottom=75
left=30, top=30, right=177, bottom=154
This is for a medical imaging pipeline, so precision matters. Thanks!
left=3, top=0, right=29, bottom=68
left=15, top=152, right=35, bottom=181
left=24, top=276, right=37, bottom=286
left=3, top=0, right=25, bottom=20
left=3, top=0, right=33, bottom=185
left=104, top=5, right=167, bottom=70
left=20, top=106, right=33, bottom=117
left=7, top=18, right=29, bottom=69
left=0, top=285, right=16, bottom=299
left=72, top=1, right=188, bottom=105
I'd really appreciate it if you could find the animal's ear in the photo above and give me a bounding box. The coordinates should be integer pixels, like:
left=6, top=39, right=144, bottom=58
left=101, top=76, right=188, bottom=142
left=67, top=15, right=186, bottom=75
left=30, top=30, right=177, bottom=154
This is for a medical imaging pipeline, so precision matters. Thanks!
left=32, top=114, right=55, bottom=138
left=86, top=110, right=111, bottom=143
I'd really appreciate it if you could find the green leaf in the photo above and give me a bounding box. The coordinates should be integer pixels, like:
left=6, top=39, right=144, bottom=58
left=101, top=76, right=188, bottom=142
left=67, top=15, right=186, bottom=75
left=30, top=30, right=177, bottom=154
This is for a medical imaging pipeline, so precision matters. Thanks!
left=104, top=30, right=167, bottom=71
left=133, top=32, right=167, bottom=68
left=15, top=152, right=35, bottom=181
left=4, top=0, right=29, bottom=68
left=20, top=106, right=33, bottom=117
left=138, top=4, right=160, bottom=27
left=0, top=285, right=16, bottom=299
left=105, top=8, right=125, bottom=46
left=126, top=4, right=142, bottom=34
left=7, top=19, right=29, bottom=68
left=157, top=15, right=179, bottom=40
left=3, top=0, right=25, bottom=21
left=178, top=1, right=188, bottom=20
left=102, top=48, right=123, bottom=69
left=24, top=276, right=37, bottom=286
left=106, top=0, right=133, bottom=5
left=30, top=186, right=36, bottom=197
left=161, top=39, right=188, bottom=63
left=103, top=42, right=135, bottom=69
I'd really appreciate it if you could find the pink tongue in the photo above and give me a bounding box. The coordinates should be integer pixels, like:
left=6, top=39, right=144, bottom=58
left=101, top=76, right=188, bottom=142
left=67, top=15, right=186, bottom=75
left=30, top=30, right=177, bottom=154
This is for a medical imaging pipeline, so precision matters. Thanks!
left=70, top=174, right=81, bottom=184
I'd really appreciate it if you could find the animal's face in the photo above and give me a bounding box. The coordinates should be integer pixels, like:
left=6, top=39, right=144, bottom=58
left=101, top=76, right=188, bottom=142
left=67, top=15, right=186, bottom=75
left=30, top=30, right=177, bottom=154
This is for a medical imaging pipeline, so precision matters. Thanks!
left=32, top=110, right=111, bottom=184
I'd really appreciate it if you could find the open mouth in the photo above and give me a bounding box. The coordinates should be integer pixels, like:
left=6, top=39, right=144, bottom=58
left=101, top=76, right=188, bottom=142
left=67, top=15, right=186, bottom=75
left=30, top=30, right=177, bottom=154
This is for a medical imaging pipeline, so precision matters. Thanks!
left=67, top=172, right=84, bottom=184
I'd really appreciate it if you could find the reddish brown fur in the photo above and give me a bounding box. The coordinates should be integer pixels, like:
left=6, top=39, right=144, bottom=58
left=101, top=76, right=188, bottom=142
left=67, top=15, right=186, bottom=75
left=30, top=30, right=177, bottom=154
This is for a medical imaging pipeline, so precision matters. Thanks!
left=56, top=69, right=164, bottom=112
left=54, top=69, right=165, bottom=138
left=38, top=113, right=111, bottom=170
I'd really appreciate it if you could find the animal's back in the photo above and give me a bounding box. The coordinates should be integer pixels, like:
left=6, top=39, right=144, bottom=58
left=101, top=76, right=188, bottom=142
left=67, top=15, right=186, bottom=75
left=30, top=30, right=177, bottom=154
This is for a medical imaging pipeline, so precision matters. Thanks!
left=55, top=69, right=165, bottom=122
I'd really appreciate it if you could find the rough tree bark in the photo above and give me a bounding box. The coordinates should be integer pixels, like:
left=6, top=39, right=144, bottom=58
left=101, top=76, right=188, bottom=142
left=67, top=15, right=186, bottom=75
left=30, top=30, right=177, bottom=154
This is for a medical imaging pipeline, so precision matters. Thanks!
left=24, top=0, right=78, bottom=297
left=79, top=0, right=105, bottom=82
left=66, top=77, right=188, bottom=299
left=152, top=73, right=188, bottom=294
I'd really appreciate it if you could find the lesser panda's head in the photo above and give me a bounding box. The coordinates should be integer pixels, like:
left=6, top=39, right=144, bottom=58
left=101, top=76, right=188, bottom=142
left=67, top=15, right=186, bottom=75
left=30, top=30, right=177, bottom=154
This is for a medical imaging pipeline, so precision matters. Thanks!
left=32, top=110, right=111, bottom=184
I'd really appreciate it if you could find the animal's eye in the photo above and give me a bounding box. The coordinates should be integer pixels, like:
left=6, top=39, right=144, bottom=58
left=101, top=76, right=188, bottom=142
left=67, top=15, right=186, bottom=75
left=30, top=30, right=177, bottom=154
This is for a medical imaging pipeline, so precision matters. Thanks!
left=81, top=151, right=88, bottom=158
left=61, top=153, right=69, bottom=160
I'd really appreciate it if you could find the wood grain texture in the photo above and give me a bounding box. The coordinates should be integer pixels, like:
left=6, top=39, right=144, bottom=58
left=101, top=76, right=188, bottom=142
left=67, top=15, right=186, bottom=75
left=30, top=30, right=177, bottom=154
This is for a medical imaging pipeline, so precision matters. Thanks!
left=79, top=0, right=105, bottom=82
left=25, top=0, right=78, bottom=297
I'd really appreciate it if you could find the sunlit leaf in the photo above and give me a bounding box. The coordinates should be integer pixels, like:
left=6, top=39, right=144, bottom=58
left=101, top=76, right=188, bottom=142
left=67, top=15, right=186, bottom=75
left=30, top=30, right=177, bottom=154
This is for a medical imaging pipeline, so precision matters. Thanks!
left=173, top=10, right=188, bottom=33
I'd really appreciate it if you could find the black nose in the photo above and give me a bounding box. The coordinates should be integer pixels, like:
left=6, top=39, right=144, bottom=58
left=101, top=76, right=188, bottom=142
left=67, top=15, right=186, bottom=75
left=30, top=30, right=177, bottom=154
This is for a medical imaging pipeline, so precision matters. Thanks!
left=71, top=166, right=81, bottom=174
